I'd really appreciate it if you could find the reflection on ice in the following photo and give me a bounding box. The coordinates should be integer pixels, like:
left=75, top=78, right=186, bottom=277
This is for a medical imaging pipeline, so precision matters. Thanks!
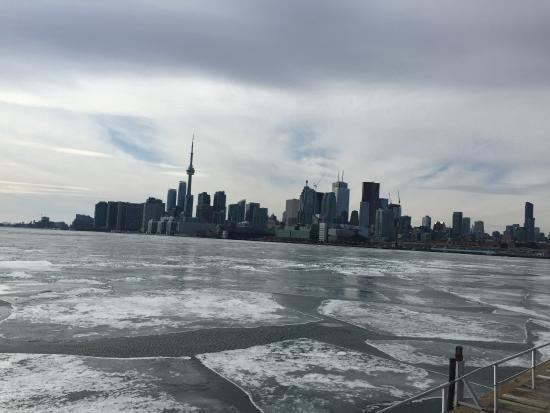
left=319, top=299, right=526, bottom=343
left=198, top=338, right=435, bottom=412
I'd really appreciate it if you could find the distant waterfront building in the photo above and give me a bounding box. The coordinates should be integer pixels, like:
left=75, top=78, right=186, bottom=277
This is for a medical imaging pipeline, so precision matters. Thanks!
left=452, top=211, right=463, bottom=239
left=106, top=201, right=119, bottom=231
left=71, top=214, right=94, bottom=231
left=142, top=197, right=165, bottom=232
left=359, top=202, right=369, bottom=229
left=299, top=182, right=318, bottom=225
left=375, top=208, right=395, bottom=241
left=166, top=189, right=177, bottom=212
left=319, top=222, right=328, bottom=242
left=421, top=215, right=432, bottom=230
left=228, top=202, right=244, bottom=224
left=115, top=202, right=144, bottom=232
left=320, top=192, right=337, bottom=224
left=212, top=191, right=227, bottom=224
left=349, top=210, right=359, bottom=226
left=285, top=199, right=300, bottom=226
left=473, top=220, right=485, bottom=234
left=378, top=198, right=389, bottom=210
left=332, top=174, right=350, bottom=224
left=196, top=192, right=213, bottom=223
left=388, top=203, right=402, bottom=219
left=177, top=181, right=187, bottom=209
left=524, top=202, right=535, bottom=242
left=94, top=201, right=108, bottom=230
left=252, top=207, right=268, bottom=230
left=398, top=216, right=412, bottom=236
left=462, top=217, right=471, bottom=235
left=245, top=202, right=260, bottom=223
left=361, top=182, right=380, bottom=229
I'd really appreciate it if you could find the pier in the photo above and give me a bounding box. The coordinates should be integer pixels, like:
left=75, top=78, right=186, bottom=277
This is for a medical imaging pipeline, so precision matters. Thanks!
left=378, top=343, right=550, bottom=413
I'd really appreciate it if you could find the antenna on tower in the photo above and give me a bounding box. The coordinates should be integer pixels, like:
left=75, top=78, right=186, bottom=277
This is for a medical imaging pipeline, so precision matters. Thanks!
left=398, top=191, right=401, bottom=205
left=342, top=170, right=344, bottom=182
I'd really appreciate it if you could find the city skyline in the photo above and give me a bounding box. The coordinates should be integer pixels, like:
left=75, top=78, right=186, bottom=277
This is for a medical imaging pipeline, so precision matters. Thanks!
left=2, top=1, right=550, bottom=231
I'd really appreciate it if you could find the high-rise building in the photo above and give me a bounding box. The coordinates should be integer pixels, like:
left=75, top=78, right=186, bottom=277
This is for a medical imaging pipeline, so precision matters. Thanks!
left=106, top=201, right=119, bottom=231
left=375, top=208, right=396, bottom=241
left=421, top=215, right=432, bottom=230
left=245, top=202, right=260, bottom=222
left=94, top=201, right=108, bottom=230
left=359, top=202, right=369, bottom=228
left=332, top=174, right=350, bottom=224
left=452, top=212, right=463, bottom=239
left=361, top=182, right=380, bottom=228
left=285, top=199, right=300, bottom=226
left=184, top=137, right=196, bottom=219
left=212, top=191, right=227, bottom=224
left=462, top=217, right=471, bottom=235
left=177, top=181, right=187, bottom=209
left=196, top=192, right=213, bottom=223
left=320, top=192, right=337, bottom=224
left=524, top=202, right=535, bottom=242
left=167, top=189, right=177, bottom=211
left=252, top=207, right=268, bottom=230
left=299, top=182, right=317, bottom=225
left=379, top=198, right=389, bottom=210
left=228, top=201, right=245, bottom=224
left=388, top=203, right=402, bottom=219
left=142, top=197, right=165, bottom=232
left=473, top=221, right=485, bottom=234
left=349, top=210, right=360, bottom=226
left=71, top=214, right=94, bottom=231
left=115, top=202, right=144, bottom=232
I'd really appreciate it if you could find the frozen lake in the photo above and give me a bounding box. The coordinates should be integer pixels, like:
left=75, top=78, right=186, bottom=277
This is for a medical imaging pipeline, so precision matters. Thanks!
left=1, top=227, right=549, bottom=412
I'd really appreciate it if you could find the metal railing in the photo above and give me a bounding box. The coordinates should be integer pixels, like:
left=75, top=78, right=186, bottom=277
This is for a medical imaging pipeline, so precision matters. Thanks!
left=377, top=341, right=550, bottom=413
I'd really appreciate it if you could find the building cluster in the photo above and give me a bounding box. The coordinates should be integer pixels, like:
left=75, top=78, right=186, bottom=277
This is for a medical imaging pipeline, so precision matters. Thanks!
left=37, top=137, right=544, bottom=247
left=89, top=138, right=272, bottom=238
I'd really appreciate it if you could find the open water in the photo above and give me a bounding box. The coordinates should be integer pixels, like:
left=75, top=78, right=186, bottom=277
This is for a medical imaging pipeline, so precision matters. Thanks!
left=0, top=227, right=549, bottom=412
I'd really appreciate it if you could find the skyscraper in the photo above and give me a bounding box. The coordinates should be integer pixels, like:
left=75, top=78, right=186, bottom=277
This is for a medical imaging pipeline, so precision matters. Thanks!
left=142, top=197, right=165, bottom=232
left=375, top=208, right=396, bottom=241
left=421, top=215, right=432, bottom=229
left=213, top=191, right=227, bottom=224
left=245, top=202, right=260, bottom=222
left=106, top=201, right=119, bottom=231
left=452, top=211, right=463, bottom=239
left=94, top=201, right=108, bottom=230
left=473, top=221, right=485, bottom=234
left=196, top=192, right=213, bottom=223
left=361, top=182, right=380, bottom=230
left=177, top=181, right=187, bottom=209
left=359, top=202, right=369, bottom=228
left=320, top=192, right=337, bottom=224
left=349, top=210, right=360, bottom=226
left=285, top=199, right=300, bottom=226
left=167, top=189, right=177, bottom=211
left=184, top=137, right=195, bottom=219
left=462, top=217, right=471, bottom=235
left=524, top=202, right=535, bottom=242
left=298, top=182, right=317, bottom=225
left=332, top=173, right=350, bottom=224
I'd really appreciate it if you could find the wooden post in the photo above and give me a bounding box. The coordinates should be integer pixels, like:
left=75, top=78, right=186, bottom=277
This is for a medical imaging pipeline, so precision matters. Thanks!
left=447, top=357, right=456, bottom=412
left=455, top=346, right=464, bottom=404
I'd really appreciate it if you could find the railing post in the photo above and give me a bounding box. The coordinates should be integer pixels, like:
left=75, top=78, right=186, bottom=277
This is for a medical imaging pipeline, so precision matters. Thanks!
left=531, top=349, right=536, bottom=390
left=493, top=364, right=498, bottom=413
left=455, top=346, right=464, bottom=405
left=447, top=358, right=456, bottom=412
left=441, top=386, right=448, bottom=413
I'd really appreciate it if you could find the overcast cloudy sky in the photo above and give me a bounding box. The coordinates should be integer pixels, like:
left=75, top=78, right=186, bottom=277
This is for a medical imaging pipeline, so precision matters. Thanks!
left=1, top=0, right=549, bottom=231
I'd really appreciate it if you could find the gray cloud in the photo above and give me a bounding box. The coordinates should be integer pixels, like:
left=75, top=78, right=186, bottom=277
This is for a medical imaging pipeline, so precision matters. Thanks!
left=1, top=1, right=550, bottom=89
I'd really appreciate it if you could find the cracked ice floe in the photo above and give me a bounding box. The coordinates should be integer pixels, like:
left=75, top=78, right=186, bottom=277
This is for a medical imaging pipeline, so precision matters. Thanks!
left=319, top=300, right=526, bottom=343
left=197, top=338, right=435, bottom=412
left=366, top=340, right=531, bottom=368
left=5, top=288, right=319, bottom=340
left=0, top=353, right=200, bottom=412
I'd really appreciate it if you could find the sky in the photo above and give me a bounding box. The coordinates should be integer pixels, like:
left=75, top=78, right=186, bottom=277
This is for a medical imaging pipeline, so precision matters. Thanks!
left=1, top=0, right=550, bottom=232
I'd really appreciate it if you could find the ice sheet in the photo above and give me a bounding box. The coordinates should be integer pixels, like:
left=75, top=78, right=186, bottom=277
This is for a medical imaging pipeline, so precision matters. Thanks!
left=319, top=299, right=526, bottom=343
left=0, top=353, right=199, bottom=412
left=366, top=340, right=531, bottom=367
left=4, top=288, right=319, bottom=340
left=0, top=260, right=55, bottom=271
left=197, top=338, right=435, bottom=412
